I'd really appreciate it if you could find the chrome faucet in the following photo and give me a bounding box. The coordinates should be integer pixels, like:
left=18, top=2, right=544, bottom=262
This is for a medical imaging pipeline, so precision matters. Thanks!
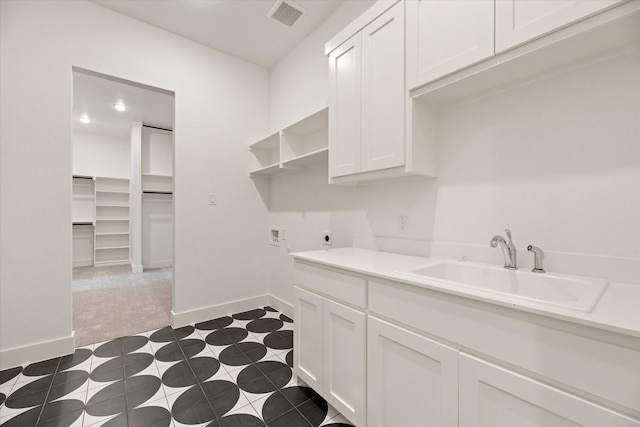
left=490, top=229, right=517, bottom=269
left=527, top=245, right=546, bottom=273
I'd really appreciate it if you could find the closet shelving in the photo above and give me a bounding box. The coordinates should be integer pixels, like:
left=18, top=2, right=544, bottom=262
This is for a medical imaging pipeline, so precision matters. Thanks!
left=72, top=176, right=95, bottom=267
left=94, top=177, right=130, bottom=266
left=72, top=175, right=95, bottom=225
left=249, top=107, right=328, bottom=178
left=142, top=173, right=173, bottom=194
left=139, top=125, right=174, bottom=270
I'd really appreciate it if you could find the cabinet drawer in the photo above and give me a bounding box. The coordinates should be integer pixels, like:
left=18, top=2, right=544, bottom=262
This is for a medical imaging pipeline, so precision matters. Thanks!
left=369, top=279, right=640, bottom=415
left=294, top=261, right=366, bottom=308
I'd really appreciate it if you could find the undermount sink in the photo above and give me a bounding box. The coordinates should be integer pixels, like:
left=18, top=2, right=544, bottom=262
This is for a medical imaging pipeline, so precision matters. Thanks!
left=396, top=261, right=608, bottom=312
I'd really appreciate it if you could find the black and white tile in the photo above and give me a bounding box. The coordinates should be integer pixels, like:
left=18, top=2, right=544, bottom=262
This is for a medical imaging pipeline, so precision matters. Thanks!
left=0, top=307, right=355, bottom=427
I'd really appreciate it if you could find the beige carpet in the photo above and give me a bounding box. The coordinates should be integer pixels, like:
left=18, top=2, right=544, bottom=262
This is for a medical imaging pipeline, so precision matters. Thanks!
left=72, top=265, right=172, bottom=347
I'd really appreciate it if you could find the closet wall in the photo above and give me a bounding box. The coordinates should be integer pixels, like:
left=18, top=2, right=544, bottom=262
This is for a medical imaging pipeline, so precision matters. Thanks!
left=73, top=132, right=130, bottom=178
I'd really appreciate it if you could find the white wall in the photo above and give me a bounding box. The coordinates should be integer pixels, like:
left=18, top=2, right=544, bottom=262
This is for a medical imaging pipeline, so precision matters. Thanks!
left=267, top=166, right=437, bottom=302
left=269, top=0, right=377, bottom=130
left=267, top=0, right=382, bottom=304
left=73, top=131, right=131, bottom=178
left=266, top=3, right=640, bottom=305
left=433, top=48, right=640, bottom=258
left=0, top=0, right=271, bottom=367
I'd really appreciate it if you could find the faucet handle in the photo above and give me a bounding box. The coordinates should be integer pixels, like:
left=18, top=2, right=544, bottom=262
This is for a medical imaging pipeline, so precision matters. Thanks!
left=505, top=229, right=516, bottom=250
left=505, top=228, right=512, bottom=242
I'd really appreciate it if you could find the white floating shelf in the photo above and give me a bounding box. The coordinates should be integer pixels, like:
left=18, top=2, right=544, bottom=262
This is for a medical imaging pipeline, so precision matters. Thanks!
left=249, top=107, right=328, bottom=179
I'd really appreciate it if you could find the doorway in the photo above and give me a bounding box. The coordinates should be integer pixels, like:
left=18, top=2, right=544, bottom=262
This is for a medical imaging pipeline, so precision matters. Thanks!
left=71, top=68, right=175, bottom=347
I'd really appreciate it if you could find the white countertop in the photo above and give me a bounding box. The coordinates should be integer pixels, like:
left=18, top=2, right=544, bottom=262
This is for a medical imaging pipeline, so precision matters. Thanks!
left=291, top=247, right=640, bottom=339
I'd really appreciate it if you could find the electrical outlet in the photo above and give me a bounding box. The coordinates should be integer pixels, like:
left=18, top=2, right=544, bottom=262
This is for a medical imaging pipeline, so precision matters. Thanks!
left=270, top=227, right=280, bottom=247
left=323, top=231, right=332, bottom=246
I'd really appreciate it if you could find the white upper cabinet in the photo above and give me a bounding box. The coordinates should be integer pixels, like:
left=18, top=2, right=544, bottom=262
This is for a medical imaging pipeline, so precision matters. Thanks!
left=326, top=1, right=439, bottom=184
left=328, top=34, right=362, bottom=178
left=361, top=2, right=406, bottom=173
left=406, top=0, right=638, bottom=100
left=406, top=0, right=495, bottom=89
left=495, top=0, right=626, bottom=53
left=329, top=1, right=405, bottom=179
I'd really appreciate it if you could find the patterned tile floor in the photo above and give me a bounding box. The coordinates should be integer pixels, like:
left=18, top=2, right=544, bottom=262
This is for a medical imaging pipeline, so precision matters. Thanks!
left=0, top=307, right=355, bottom=427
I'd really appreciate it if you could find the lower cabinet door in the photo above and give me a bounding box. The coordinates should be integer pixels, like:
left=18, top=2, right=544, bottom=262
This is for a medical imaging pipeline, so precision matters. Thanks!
left=323, top=298, right=366, bottom=427
left=459, top=352, right=640, bottom=427
left=367, top=316, right=459, bottom=427
left=293, top=286, right=324, bottom=391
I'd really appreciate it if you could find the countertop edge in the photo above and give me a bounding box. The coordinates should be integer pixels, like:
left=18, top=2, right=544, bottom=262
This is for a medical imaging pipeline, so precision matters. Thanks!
left=291, top=249, right=640, bottom=340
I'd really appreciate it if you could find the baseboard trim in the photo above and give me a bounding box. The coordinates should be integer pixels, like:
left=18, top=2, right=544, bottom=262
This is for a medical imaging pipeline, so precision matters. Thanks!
left=171, top=295, right=273, bottom=328
left=73, top=260, right=93, bottom=268
left=4, top=295, right=293, bottom=370
left=130, top=261, right=143, bottom=274
left=268, top=295, right=293, bottom=319
left=0, top=332, right=76, bottom=371
left=143, top=260, right=172, bottom=270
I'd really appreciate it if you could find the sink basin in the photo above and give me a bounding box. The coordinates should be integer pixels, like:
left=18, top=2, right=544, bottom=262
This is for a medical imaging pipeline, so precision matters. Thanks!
left=396, top=261, right=608, bottom=312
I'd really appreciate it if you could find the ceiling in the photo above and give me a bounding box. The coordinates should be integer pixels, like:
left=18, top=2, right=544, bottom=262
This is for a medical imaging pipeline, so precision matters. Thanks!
left=75, top=0, right=344, bottom=139
left=73, top=70, right=174, bottom=138
left=91, top=0, right=343, bottom=68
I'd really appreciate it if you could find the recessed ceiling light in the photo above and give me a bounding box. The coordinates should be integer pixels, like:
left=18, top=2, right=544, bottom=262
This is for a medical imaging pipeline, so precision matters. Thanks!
left=114, top=102, right=127, bottom=112
left=80, top=114, right=90, bottom=124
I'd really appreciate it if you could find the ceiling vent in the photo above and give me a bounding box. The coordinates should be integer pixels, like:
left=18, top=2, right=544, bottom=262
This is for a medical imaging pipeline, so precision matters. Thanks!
left=268, top=0, right=305, bottom=27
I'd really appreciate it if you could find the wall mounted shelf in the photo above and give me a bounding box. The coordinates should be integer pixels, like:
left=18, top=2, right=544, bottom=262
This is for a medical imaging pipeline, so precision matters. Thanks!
left=249, top=107, right=328, bottom=178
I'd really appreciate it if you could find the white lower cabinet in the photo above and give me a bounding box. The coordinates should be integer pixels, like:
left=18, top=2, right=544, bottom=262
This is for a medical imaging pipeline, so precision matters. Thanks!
left=367, top=316, right=458, bottom=427
left=323, top=298, right=366, bottom=426
left=459, top=353, right=640, bottom=427
left=293, top=260, right=640, bottom=426
left=293, top=286, right=366, bottom=426
left=293, top=286, right=324, bottom=391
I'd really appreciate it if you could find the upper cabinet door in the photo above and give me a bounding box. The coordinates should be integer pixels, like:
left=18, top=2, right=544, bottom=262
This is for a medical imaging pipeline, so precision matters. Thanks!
left=329, top=33, right=362, bottom=178
left=361, top=1, right=405, bottom=173
left=406, top=0, right=495, bottom=90
left=495, top=0, right=626, bottom=53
